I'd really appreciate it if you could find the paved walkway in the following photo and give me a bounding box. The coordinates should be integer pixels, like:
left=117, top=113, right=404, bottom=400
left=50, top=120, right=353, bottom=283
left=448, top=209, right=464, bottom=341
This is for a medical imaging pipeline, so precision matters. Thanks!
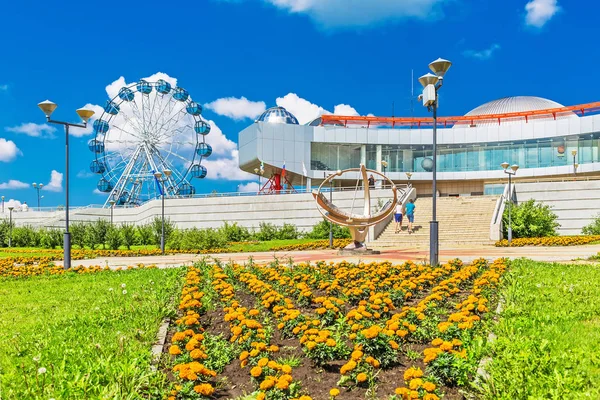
left=53, top=244, right=600, bottom=269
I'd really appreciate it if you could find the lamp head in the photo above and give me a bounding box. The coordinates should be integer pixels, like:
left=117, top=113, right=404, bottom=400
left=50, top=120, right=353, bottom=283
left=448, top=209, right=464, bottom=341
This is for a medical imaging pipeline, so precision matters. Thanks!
left=254, top=168, right=259, bottom=174
left=574, top=163, right=579, bottom=169
left=418, top=73, right=438, bottom=88
left=500, top=162, right=510, bottom=170
left=163, top=169, right=172, bottom=177
left=1, top=196, right=4, bottom=200
left=406, top=172, right=413, bottom=179
left=8, top=206, right=14, bottom=211
left=154, top=172, right=162, bottom=179
left=40, top=183, right=43, bottom=188
left=32, top=183, right=37, bottom=188
left=511, top=164, right=519, bottom=172
left=109, top=200, right=116, bottom=205
left=429, top=58, right=452, bottom=78
left=76, top=108, right=95, bottom=123
left=381, top=160, right=388, bottom=168
left=38, top=100, right=57, bottom=118
left=571, top=149, right=577, bottom=156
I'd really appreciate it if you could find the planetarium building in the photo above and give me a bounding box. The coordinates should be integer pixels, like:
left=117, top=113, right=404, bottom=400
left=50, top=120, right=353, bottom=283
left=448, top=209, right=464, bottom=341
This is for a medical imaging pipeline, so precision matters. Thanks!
left=239, top=96, right=600, bottom=197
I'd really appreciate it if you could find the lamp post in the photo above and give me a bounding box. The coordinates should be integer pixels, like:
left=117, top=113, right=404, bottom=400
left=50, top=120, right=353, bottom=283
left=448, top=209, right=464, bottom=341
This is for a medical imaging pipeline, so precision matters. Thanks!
left=38, top=100, right=94, bottom=269
left=32, top=183, right=43, bottom=211
left=418, top=58, right=452, bottom=266
left=109, top=199, right=116, bottom=225
left=572, top=149, right=578, bottom=174
left=405, top=172, right=412, bottom=182
left=501, top=162, right=519, bottom=246
left=254, top=167, right=265, bottom=192
left=8, top=206, right=14, bottom=247
left=1, top=196, right=4, bottom=213
left=324, top=170, right=333, bottom=248
left=154, top=169, right=172, bottom=255
left=381, top=160, right=388, bottom=188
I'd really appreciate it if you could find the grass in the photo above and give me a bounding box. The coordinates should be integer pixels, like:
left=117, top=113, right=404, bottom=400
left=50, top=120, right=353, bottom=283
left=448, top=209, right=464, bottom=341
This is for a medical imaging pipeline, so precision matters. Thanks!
left=0, top=267, right=184, bottom=399
left=0, top=239, right=327, bottom=258
left=481, top=259, right=600, bottom=399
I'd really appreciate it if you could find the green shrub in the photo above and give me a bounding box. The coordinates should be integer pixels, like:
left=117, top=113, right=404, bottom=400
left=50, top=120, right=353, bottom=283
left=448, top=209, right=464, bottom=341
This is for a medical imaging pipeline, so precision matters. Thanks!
left=137, top=224, right=153, bottom=247
left=87, top=219, right=110, bottom=249
left=277, top=223, right=301, bottom=240
left=305, top=219, right=351, bottom=240
left=120, top=223, right=137, bottom=250
left=254, top=222, right=278, bottom=241
left=151, top=217, right=174, bottom=247
left=0, top=220, right=10, bottom=247
left=11, top=226, right=40, bottom=247
left=502, top=199, right=559, bottom=238
left=105, top=227, right=121, bottom=250
left=219, top=222, right=251, bottom=242
left=40, top=228, right=63, bottom=249
left=70, top=222, right=88, bottom=249
left=582, top=214, right=600, bottom=235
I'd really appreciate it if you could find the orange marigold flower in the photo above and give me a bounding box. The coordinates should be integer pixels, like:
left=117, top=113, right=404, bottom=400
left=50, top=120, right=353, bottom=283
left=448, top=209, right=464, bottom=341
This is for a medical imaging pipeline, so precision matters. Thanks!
left=168, top=345, right=182, bottom=355
left=193, top=383, right=215, bottom=396
left=250, top=366, right=263, bottom=377
left=356, top=373, right=368, bottom=383
left=422, top=381, right=436, bottom=392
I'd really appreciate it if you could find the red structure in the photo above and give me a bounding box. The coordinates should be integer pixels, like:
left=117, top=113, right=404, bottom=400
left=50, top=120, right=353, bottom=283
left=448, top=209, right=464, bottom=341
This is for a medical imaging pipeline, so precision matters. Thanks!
left=259, top=173, right=297, bottom=194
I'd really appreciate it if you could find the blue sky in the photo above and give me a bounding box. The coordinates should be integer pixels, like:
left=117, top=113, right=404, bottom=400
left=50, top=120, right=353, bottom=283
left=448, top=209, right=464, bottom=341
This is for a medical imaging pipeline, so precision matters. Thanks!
left=0, top=0, right=592, bottom=207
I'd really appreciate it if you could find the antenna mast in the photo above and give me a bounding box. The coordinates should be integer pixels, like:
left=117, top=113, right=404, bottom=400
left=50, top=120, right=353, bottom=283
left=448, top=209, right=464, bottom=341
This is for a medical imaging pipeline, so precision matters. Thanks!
left=411, top=69, right=414, bottom=119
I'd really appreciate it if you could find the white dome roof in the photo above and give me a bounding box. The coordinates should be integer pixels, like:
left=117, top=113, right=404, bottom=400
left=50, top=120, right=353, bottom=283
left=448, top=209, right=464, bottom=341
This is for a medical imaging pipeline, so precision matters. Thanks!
left=465, top=96, right=565, bottom=116
left=456, top=96, right=577, bottom=128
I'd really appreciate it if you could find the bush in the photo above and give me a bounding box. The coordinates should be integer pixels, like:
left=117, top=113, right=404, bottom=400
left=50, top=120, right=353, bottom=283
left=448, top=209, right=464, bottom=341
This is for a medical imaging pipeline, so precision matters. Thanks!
left=120, top=223, right=137, bottom=250
left=106, top=226, right=122, bottom=250
left=137, top=224, right=153, bottom=247
left=70, top=222, right=88, bottom=249
left=254, top=222, right=278, bottom=241
left=503, top=199, right=559, bottom=238
left=40, top=228, right=62, bottom=249
left=151, top=217, right=175, bottom=247
left=0, top=220, right=11, bottom=247
left=582, top=214, right=600, bottom=235
left=277, top=223, right=302, bottom=240
left=167, top=228, right=228, bottom=251
left=305, top=219, right=351, bottom=240
left=88, top=219, right=110, bottom=249
left=219, top=222, right=252, bottom=242
left=11, top=226, right=40, bottom=247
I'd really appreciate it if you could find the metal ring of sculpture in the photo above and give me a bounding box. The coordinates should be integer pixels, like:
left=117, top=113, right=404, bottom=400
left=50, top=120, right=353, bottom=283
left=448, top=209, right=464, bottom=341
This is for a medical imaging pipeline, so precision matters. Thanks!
left=88, top=79, right=211, bottom=207
left=312, top=164, right=398, bottom=250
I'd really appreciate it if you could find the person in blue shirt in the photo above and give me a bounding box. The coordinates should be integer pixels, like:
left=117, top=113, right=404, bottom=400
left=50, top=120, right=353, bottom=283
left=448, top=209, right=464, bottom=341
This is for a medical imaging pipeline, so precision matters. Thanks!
left=405, top=199, right=415, bottom=234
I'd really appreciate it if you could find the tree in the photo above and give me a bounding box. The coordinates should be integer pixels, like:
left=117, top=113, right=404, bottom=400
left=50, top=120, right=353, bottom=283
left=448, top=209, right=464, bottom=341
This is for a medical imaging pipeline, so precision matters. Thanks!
left=70, top=222, right=88, bottom=249
left=582, top=214, right=600, bottom=235
left=120, top=223, right=136, bottom=250
left=106, top=226, right=122, bottom=250
left=151, top=217, right=175, bottom=247
left=502, top=199, right=559, bottom=238
left=137, top=224, right=153, bottom=247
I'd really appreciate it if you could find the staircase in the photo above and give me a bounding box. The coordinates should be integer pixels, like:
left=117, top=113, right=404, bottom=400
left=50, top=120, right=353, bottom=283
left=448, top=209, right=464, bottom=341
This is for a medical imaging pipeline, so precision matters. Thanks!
left=371, top=196, right=499, bottom=249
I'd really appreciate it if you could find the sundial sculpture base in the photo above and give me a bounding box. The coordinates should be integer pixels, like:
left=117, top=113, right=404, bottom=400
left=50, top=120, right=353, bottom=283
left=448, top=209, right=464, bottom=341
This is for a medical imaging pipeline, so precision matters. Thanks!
left=312, top=164, right=398, bottom=254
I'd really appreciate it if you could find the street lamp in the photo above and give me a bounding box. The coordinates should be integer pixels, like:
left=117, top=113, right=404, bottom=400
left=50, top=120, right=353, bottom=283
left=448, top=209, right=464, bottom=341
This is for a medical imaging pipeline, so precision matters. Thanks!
left=154, top=169, right=172, bottom=255
left=8, top=206, right=14, bottom=247
left=418, top=57, right=452, bottom=266
left=572, top=149, right=578, bottom=174
left=324, top=170, right=333, bottom=248
left=381, top=160, right=388, bottom=187
left=501, top=162, right=519, bottom=246
left=109, top=199, right=116, bottom=225
left=38, top=100, right=94, bottom=269
left=32, top=183, right=43, bottom=211
left=254, top=166, right=265, bottom=191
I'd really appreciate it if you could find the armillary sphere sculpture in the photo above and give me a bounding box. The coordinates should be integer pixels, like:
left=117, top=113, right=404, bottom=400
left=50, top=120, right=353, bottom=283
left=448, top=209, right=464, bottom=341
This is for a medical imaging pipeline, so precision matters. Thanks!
left=313, top=164, right=397, bottom=251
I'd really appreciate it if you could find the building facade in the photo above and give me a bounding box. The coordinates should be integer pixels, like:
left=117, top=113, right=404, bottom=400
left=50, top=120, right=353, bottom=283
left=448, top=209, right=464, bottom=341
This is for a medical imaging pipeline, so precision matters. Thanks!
left=239, top=96, right=600, bottom=197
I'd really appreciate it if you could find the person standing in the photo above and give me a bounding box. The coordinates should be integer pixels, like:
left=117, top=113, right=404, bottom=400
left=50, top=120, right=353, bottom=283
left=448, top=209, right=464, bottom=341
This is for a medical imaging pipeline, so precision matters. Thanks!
left=394, top=201, right=403, bottom=233
left=405, top=199, right=415, bottom=234
left=368, top=174, right=375, bottom=189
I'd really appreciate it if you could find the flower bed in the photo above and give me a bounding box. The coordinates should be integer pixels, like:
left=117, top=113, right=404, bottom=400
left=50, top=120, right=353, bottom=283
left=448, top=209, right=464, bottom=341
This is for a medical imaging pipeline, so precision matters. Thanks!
left=495, top=235, right=600, bottom=247
left=165, top=258, right=508, bottom=399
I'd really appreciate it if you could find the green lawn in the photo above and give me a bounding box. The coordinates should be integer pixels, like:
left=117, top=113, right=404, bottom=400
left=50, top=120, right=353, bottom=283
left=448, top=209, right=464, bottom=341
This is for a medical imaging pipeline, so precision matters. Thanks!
left=0, top=267, right=184, bottom=399
left=481, top=259, right=600, bottom=399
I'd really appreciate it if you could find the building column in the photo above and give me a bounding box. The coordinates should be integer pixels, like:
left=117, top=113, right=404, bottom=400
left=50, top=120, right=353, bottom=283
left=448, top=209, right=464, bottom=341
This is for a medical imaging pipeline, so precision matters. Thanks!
left=403, top=149, right=413, bottom=171
left=306, top=177, right=312, bottom=191
left=360, top=145, right=366, bottom=166
left=376, top=145, right=382, bottom=172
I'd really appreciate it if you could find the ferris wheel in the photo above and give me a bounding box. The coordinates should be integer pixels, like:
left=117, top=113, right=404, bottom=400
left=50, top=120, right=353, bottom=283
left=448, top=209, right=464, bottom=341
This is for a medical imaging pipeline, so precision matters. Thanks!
left=87, top=79, right=211, bottom=207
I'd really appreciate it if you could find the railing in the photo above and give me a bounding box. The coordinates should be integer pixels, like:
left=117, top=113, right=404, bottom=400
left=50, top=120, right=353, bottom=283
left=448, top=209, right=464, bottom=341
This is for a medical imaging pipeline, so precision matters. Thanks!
left=368, top=184, right=416, bottom=243
left=321, top=101, right=600, bottom=128
left=490, top=183, right=515, bottom=241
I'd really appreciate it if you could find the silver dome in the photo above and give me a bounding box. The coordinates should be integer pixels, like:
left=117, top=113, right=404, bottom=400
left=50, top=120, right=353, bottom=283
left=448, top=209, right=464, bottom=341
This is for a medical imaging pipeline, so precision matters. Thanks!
left=457, top=96, right=576, bottom=128
left=256, top=107, right=299, bottom=125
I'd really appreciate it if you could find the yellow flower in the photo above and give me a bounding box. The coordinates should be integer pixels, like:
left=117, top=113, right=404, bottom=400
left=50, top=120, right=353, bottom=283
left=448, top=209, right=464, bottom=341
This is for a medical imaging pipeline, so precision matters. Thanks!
left=356, top=373, right=368, bottom=383
left=193, top=383, right=214, bottom=396
left=168, top=345, right=182, bottom=355
left=423, top=381, right=436, bottom=392
left=330, top=388, right=340, bottom=397
left=250, top=366, right=263, bottom=377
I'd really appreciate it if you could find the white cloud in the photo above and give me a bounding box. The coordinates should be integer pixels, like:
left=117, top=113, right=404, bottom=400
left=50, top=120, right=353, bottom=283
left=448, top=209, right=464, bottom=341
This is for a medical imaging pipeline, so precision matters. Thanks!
left=4, top=199, right=22, bottom=210
left=0, top=138, right=21, bottom=162
left=275, top=93, right=361, bottom=124
left=93, top=188, right=104, bottom=195
left=205, top=96, right=266, bottom=120
left=0, top=179, right=29, bottom=189
left=276, top=93, right=328, bottom=124
left=263, top=0, right=446, bottom=29
left=5, top=123, right=56, bottom=138
left=525, top=0, right=560, bottom=27
left=333, top=104, right=359, bottom=116
left=201, top=149, right=255, bottom=181
left=77, top=170, right=95, bottom=179
left=463, top=44, right=501, bottom=60
left=238, top=182, right=260, bottom=192
left=205, top=120, right=238, bottom=156
left=43, top=170, right=63, bottom=192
